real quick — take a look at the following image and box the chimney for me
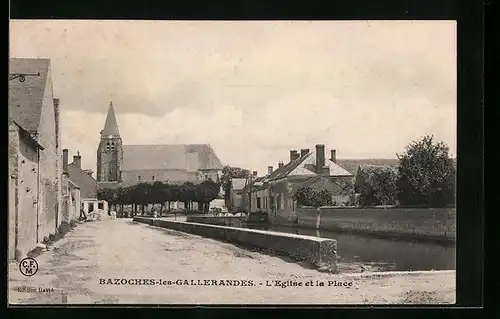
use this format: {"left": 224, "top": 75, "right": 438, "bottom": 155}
{"left": 330, "top": 149, "right": 337, "bottom": 163}
{"left": 62, "top": 149, "right": 68, "bottom": 174}
{"left": 73, "top": 151, "right": 82, "bottom": 170}
{"left": 267, "top": 166, "right": 273, "bottom": 175}
{"left": 253, "top": 171, "right": 258, "bottom": 177}
{"left": 300, "top": 148, "right": 310, "bottom": 157}
{"left": 289, "top": 150, "right": 299, "bottom": 162}
{"left": 315, "top": 144, "right": 325, "bottom": 173}
{"left": 278, "top": 161, "right": 284, "bottom": 168}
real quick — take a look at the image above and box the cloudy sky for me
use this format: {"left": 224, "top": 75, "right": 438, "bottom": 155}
{"left": 10, "top": 20, "right": 456, "bottom": 175}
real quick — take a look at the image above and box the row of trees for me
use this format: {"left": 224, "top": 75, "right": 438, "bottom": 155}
{"left": 97, "top": 180, "right": 221, "bottom": 216}
{"left": 294, "top": 135, "right": 456, "bottom": 208}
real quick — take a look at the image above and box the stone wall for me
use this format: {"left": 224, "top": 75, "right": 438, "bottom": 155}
{"left": 271, "top": 206, "right": 456, "bottom": 241}
{"left": 37, "top": 66, "right": 61, "bottom": 241}
{"left": 134, "top": 217, "right": 338, "bottom": 270}
{"left": 15, "top": 134, "right": 40, "bottom": 258}
{"left": 9, "top": 121, "right": 19, "bottom": 259}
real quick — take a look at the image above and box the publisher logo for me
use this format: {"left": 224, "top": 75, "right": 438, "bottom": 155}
{"left": 19, "top": 257, "right": 38, "bottom": 277}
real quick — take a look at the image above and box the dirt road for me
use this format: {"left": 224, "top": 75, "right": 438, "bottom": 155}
{"left": 8, "top": 219, "right": 455, "bottom": 305}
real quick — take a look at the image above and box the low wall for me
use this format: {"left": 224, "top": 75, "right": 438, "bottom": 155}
{"left": 271, "top": 207, "right": 456, "bottom": 242}
{"left": 186, "top": 215, "right": 246, "bottom": 227}
{"left": 133, "top": 217, "right": 337, "bottom": 270}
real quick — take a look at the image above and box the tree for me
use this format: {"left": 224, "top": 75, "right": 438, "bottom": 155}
{"left": 397, "top": 135, "right": 456, "bottom": 207}
{"left": 220, "top": 165, "right": 251, "bottom": 209}
{"left": 294, "top": 186, "right": 333, "bottom": 208}
{"left": 355, "top": 166, "right": 398, "bottom": 206}
{"left": 196, "top": 180, "right": 221, "bottom": 212}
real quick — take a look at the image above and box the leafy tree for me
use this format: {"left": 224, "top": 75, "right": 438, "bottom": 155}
{"left": 397, "top": 135, "right": 456, "bottom": 207}
{"left": 355, "top": 166, "right": 398, "bottom": 206}
{"left": 294, "top": 186, "right": 333, "bottom": 208}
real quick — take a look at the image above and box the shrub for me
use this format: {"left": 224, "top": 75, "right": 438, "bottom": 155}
{"left": 294, "top": 186, "right": 333, "bottom": 208}
{"left": 355, "top": 166, "right": 398, "bottom": 206}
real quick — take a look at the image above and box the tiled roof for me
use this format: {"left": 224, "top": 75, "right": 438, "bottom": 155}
{"left": 9, "top": 58, "right": 51, "bottom": 133}
{"left": 267, "top": 153, "right": 313, "bottom": 181}
{"left": 267, "top": 151, "right": 353, "bottom": 181}
{"left": 68, "top": 163, "right": 98, "bottom": 198}
{"left": 122, "top": 144, "right": 223, "bottom": 171}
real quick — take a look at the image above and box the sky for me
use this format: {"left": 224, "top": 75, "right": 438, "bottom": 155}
{"left": 10, "top": 20, "right": 456, "bottom": 176}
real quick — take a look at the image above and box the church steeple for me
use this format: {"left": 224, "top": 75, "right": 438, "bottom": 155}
{"left": 97, "top": 101, "right": 123, "bottom": 183}
{"left": 101, "top": 101, "right": 120, "bottom": 137}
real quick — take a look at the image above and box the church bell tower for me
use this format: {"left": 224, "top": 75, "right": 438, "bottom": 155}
{"left": 97, "top": 101, "right": 123, "bottom": 182}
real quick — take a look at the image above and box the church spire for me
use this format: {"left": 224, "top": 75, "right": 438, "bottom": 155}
{"left": 101, "top": 101, "right": 120, "bottom": 136}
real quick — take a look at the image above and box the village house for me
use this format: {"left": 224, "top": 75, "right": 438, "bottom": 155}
{"left": 245, "top": 145, "right": 354, "bottom": 218}
{"left": 64, "top": 149, "right": 107, "bottom": 216}
{"left": 227, "top": 178, "right": 247, "bottom": 211}
{"left": 9, "top": 58, "right": 63, "bottom": 260}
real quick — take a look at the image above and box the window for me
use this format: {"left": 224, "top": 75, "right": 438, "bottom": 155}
{"left": 152, "top": 176, "right": 155, "bottom": 181}
{"left": 256, "top": 198, "right": 261, "bottom": 209}
{"left": 138, "top": 175, "right": 142, "bottom": 181}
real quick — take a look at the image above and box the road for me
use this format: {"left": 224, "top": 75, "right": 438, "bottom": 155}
{"left": 8, "top": 218, "right": 456, "bottom": 305}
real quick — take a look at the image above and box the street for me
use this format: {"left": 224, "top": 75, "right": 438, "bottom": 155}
{"left": 8, "top": 219, "right": 455, "bottom": 304}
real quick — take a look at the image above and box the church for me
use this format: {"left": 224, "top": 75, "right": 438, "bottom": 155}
{"left": 96, "top": 102, "right": 224, "bottom": 190}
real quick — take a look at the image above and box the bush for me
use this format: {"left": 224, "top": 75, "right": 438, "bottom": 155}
{"left": 294, "top": 186, "right": 333, "bottom": 207}
{"left": 355, "top": 166, "right": 398, "bottom": 206}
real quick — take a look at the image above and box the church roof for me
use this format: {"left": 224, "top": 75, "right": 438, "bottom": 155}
{"left": 9, "top": 58, "right": 51, "bottom": 133}
{"left": 122, "top": 144, "right": 224, "bottom": 171}
{"left": 100, "top": 101, "right": 120, "bottom": 136}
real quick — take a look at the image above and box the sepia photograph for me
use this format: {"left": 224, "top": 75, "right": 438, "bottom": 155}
{"left": 8, "top": 20, "right": 456, "bottom": 305}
